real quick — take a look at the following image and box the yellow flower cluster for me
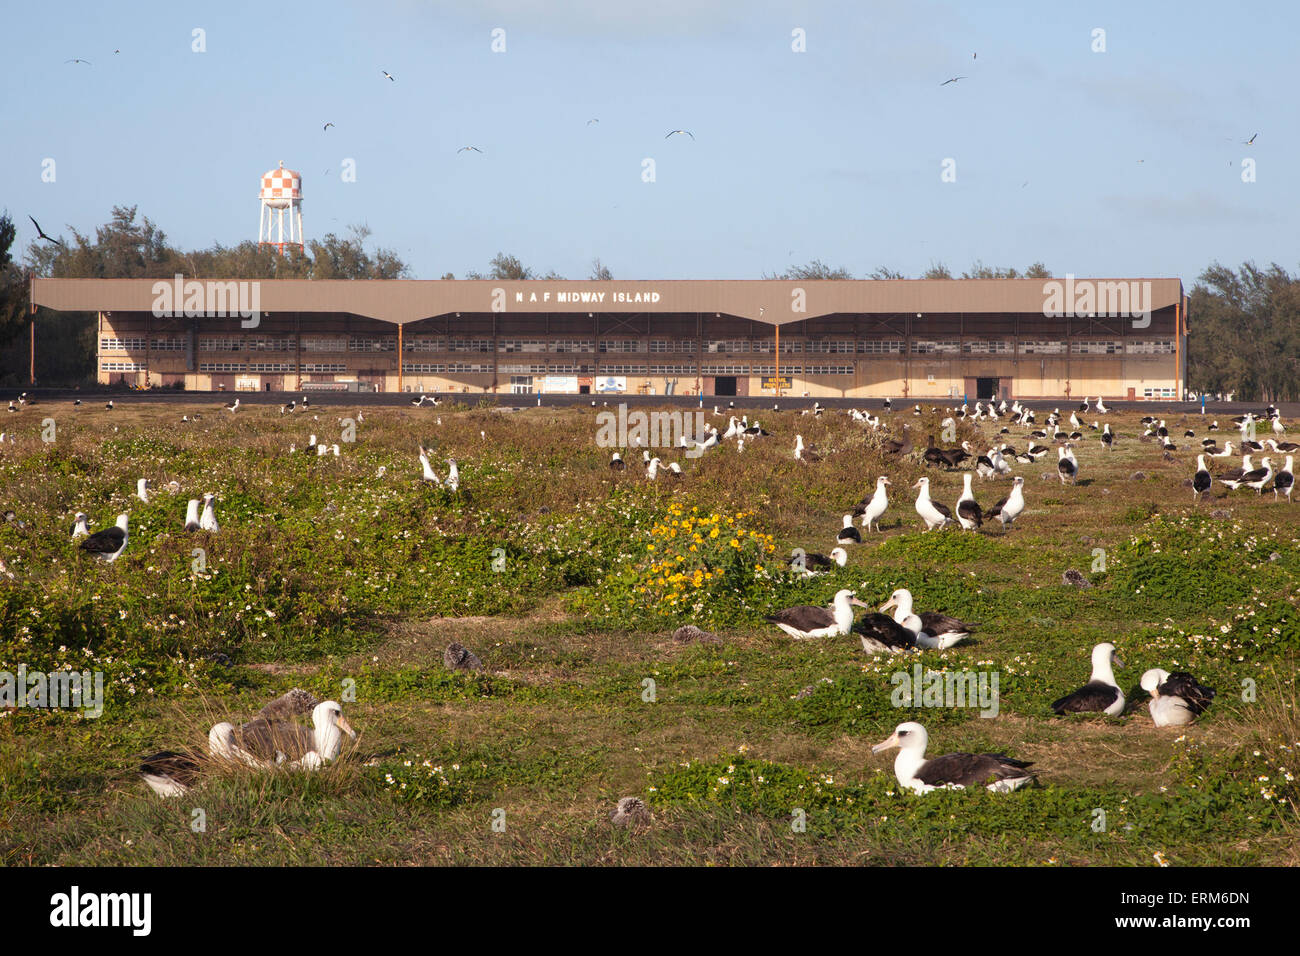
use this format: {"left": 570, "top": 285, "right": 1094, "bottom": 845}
{"left": 638, "top": 505, "right": 777, "bottom": 608}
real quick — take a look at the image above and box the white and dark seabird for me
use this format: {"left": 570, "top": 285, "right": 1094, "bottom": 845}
{"left": 199, "top": 493, "right": 219, "bottom": 533}
{"left": 872, "top": 722, "right": 1036, "bottom": 794}
{"left": 1057, "top": 445, "right": 1078, "bottom": 484}
{"left": 1140, "top": 669, "right": 1216, "bottom": 727}
{"left": 184, "top": 499, "right": 202, "bottom": 532}
{"left": 1192, "top": 455, "right": 1212, "bottom": 501}
{"left": 136, "top": 478, "right": 150, "bottom": 503}
{"left": 854, "top": 476, "right": 890, "bottom": 532}
{"left": 609, "top": 452, "right": 626, "bottom": 471}
{"left": 879, "top": 588, "right": 975, "bottom": 649}
{"left": 836, "top": 514, "right": 862, "bottom": 544}
{"left": 912, "top": 476, "right": 953, "bottom": 531}
{"left": 237, "top": 698, "right": 356, "bottom": 768}
{"left": 1050, "top": 642, "right": 1125, "bottom": 716}
{"left": 792, "top": 546, "right": 848, "bottom": 576}
{"left": 855, "top": 610, "right": 921, "bottom": 654}
{"left": 955, "top": 473, "right": 982, "bottom": 530}
{"left": 419, "top": 445, "right": 441, "bottom": 484}
{"left": 79, "top": 513, "right": 129, "bottom": 563}
{"left": 987, "top": 475, "right": 1025, "bottom": 529}
{"left": 1275, "top": 455, "right": 1294, "bottom": 501}
{"left": 140, "top": 722, "right": 256, "bottom": 797}
{"left": 766, "top": 588, "right": 867, "bottom": 639}
{"left": 71, "top": 512, "right": 90, "bottom": 540}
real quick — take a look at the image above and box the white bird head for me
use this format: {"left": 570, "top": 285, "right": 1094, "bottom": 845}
{"left": 872, "top": 720, "right": 928, "bottom": 755}
{"left": 879, "top": 588, "right": 914, "bottom": 616}
{"left": 1093, "top": 641, "right": 1123, "bottom": 672}
{"left": 311, "top": 700, "right": 357, "bottom": 761}
{"left": 1140, "top": 668, "right": 1171, "bottom": 696}
{"left": 833, "top": 588, "right": 869, "bottom": 610}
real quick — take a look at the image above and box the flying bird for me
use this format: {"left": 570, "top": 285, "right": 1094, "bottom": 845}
{"left": 664, "top": 129, "right": 695, "bottom": 139}
{"left": 1244, "top": 132, "right": 1257, "bottom": 145}
{"left": 457, "top": 146, "right": 483, "bottom": 153}
{"left": 65, "top": 58, "right": 92, "bottom": 65}
{"left": 28, "top": 216, "right": 64, "bottom": 246}
{"left": 940, "top": 76, "right": 965, "bottom": 86}
{"left": 323, "top": 122, "right": 335, "bottom": 131}
{"left": 587, "top": 118, "right": 599, "bottom": 125}
{"left": 382, "top": 70, "right": 395, "bottom": 81}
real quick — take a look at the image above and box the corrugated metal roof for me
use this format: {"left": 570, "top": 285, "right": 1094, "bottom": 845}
{"left": 32, "top": 276, "right": 1183, "bottom": 326}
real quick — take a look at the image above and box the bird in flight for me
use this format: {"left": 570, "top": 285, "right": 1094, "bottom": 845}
{"left": 587, "top": 118, "right": 599, "bottom": 125}
{"left": 457, "top": 146, "right": 483, "bottom": 153}
{"left": 940, "top": 76, "right": 965, "bottom": 86}
{"left": 1243, "top": 132, "right": 1257, "bottom": 145}
{"left": 323, "top": 122, "right": 335, "bottom": 131}
{"left": 382, "top": 70, "right": 395, "bottom": 81}
{"left": 65, "top": 58, "right": 92, "bottom": 65}
{"left": 28, "top": 216, "right": 64, "bottom": 246}
{"left": 665, "top": 129, "right": 695, "bottom": 139}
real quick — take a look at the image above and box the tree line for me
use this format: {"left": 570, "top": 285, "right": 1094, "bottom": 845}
{"left": 1, "top": 207, "right": 1296, "bottom": 400}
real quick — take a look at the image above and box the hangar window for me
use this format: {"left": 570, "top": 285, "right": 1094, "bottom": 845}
{"left": 100, "top": 337, "right": 146, "bottom": 351}
{"left": 199, "top": 362, "right": 246, "bottom": 372}
{"left": 1019, "top": 340, "right": 1066, "bottom": 354}
{"left": 911, "top": 339, "right": 959, "bottom": 354}
{"left": 858, "top": 340, "right": 904, "bottom": 354}
{"left": 302, "top": 337, "right": 348, "bottom": 352}
{"left": 962, "top": 340, "right": 1013, "bottom": 354}
{"left": 1072, "top": 340, "right": 1123, "bottom": 354}
{"left": 1127, "top": 340, "right": 1174, "bottom": 354}
{"left": 405, "top": 337, "right": 445, "bottom": 352}
{"left": 601, "top": 340, "right": 645, "bottom": 353}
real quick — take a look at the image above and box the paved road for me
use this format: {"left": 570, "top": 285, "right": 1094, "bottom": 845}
{"left": 3, "top": 387, "right": 1296, "bottom": 418}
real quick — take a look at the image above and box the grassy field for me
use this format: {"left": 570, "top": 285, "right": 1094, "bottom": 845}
{"left": 0, "top": 398, "right": 1296, "bottom": 866}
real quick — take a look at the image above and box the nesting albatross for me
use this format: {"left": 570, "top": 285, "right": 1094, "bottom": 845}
{"left": 1051, "top": 642, "right": 1125, "bottom": 716}
{"left": 1140, "top": 669, "right": 1216, "bottom": 726}
{"left": 872, "top": 721, "right": 1037, "bottom": 794}
{"left": 767, "top": 589, "right": 867, "bottom": 639}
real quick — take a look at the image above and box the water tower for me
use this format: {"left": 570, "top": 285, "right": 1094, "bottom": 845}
{"left": 257, "top": 161, "right": 304, "bottom": 253}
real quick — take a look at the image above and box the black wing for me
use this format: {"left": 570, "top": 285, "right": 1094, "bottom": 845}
{"left": 957, "top": 500, "right": 982, "bottom": 526}
{"left": 855, "top": 613, "right": 916, "bottom": 650}
{"left": 919, "top": 611, "right": 976, "bottom": 636}
{"left": 237, "top": 716, "right": 314, "bottom": 762}
{"left": 930, "top": 502, "right": 953, "bottom": 519}
{"left": 1159, "top": 673, "right": 1216, "bottom": 715}
{"left": 139, "top": 750, "right": 201, "bottom": 788}
{"left": 915, "top": 752, "right": 1034, "bottom": 788}
{"left": 1051, "top": 681, "right": 1119, "bottom": 714}
{"left": 79, "top": 526, "right": 124, "bottom": 554}
{"left": 766, "top": 605, "right": 834, "bottom": 631}
{"left": 988, "top": 495, "right": 1009, "bottom": 518}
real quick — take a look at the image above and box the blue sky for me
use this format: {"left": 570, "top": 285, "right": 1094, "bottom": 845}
{"left": 3, "top": 0, "right": 1294, "bottom": 283}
